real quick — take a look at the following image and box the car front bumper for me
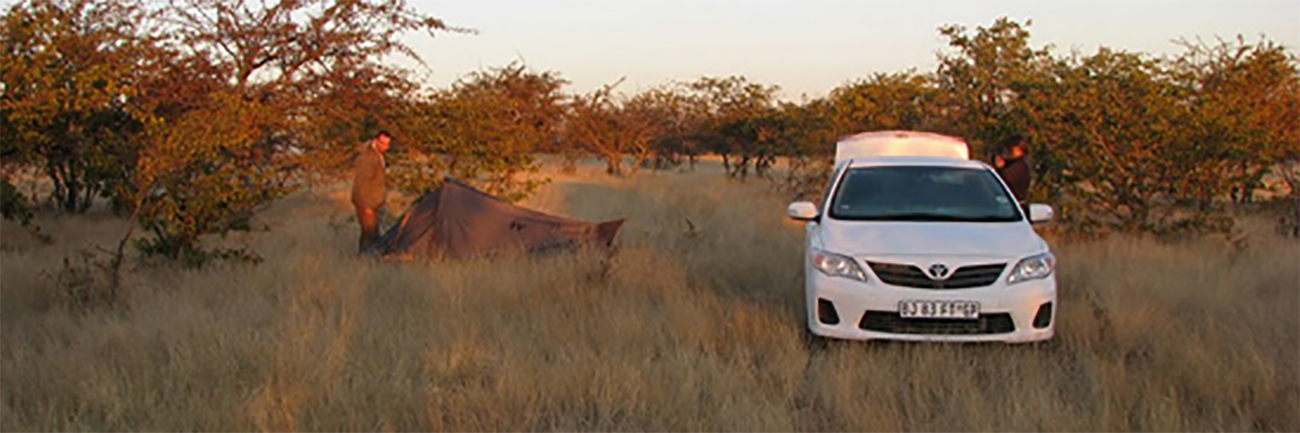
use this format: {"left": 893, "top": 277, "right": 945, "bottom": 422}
{"left": 805, "top": 270, "right": 1056, "bottom": 343}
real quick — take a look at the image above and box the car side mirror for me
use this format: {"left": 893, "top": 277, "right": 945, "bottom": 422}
{"left": 1028, "top": 204, "right": 1054, "bottom": 224}
{"left": 787, "top": 201, "right": 820, "bottom": 221}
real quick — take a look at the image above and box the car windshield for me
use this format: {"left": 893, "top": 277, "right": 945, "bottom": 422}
{"left": 828, "top": 166, "right": 1022, "bottom": 222}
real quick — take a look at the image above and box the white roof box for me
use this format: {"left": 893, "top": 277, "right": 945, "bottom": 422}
{"left": 834, "top": 130, "right": 969, "bottom": 165}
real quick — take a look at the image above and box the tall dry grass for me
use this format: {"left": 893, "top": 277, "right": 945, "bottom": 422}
{"left": 1, "top": 164, "right": 1297, "bottom": 431}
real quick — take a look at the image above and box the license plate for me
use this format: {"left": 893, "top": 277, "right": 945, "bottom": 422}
{"left": 898, "top": 300, "right": 980, "bottom": 319}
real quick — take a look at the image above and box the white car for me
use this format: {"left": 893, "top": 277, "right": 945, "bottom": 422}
{"left": 787, "top": 131, "right": 1057, "bottom": 343}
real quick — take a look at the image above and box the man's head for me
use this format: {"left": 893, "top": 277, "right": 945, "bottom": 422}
{"left": 373, "top": 129, "right": 392, "bottom": 153}
{"left": 1002, "top": 133, "right": 1027, "bottom": 159}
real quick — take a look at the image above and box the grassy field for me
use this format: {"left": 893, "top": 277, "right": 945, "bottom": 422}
{"left": 2, "top": 163, "right": 1297, "bottom": 431}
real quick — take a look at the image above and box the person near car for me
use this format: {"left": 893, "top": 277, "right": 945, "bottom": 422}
{"left": 993, "top": 134, "right": 1031, "bottom": 203}
{"left": 352, "top": 129, "right": 391, "bottom": 253}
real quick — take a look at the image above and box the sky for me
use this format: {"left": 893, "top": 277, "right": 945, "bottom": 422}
{"left": 402, "top": 0, "right": 1300, "bottom": 100}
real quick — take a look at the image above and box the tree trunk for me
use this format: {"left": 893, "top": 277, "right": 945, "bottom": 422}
{"left": 79, "top": 185, "right": 96, "bottom": 213}
{"left": 735, "top": 154, "right": 752, "bottom": 179}
{"left": 604, "top": 153, "right": 622, "bottom": 176}
{"left": 630, "top": 152, "right": 647, "bottom": 177}
{"left": 560, "top": 151, "right": 580, "bottom": 174}
{"left": 756, "top": 153, "right": 774, "bottom": 179}
{"left": 46, "top": 164, "right": 65, "bottom": 211}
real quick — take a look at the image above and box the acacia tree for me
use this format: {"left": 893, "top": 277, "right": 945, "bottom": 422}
{"left": 114, "top": 0, "right": 463, "bottom": 262}
{"left": 771, "top": 72, "right": 947, "bottom": 199}
{"left": 393, "top": 64, "right": 565, "bottom": 201}
{"left": 130, "top": 92, "right": 291, "bottom": 265}
{"left": 682, "top": 76, "right": 781, "bottom": 178}
{"left": 634, "top": 84, "right": 705, "bottom": 171}
{"left": 826, "top": 71, "right": 946, "bottom": 135}
{"left": 935, "top": 18, "right": 1054, "bottom": 159}
{"left": 1, "top": 0, "right": 154, "bottom": 213}
{"left": 0, "top": 0, "right": 465, "bottom": 263}
{"left": 151, "top": 0, "right": 464, "bottom": 170}
{"left": 1171, "top": 37, "right": 1300, "bottom": 204}
{"left": 1027, "top": 48, "right": 1242, "bottom": 236}
{"left": 774, "top": 17, "right": 1298, "bottom": 237}
{"left": 766, "top": 99, "right": 829, "bottom": 199}
{"left": 564, "top": 79, "right": 660, "bottom": 177}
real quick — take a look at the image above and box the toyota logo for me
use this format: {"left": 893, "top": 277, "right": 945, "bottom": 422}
{"left": 928, "top": 264, "right": 950, "bottom": 280}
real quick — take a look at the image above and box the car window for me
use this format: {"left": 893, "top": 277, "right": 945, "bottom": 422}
{"left": 819, "top": 164, "right": 844, "bottom": 209}
{"left": 829, "top": 166, "right": 1022, "bottom": 222}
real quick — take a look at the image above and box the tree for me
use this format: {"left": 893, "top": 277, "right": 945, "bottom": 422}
{"left": 564, "top": 79, "right": 660, "bottom": 177}
{"left": 116, "top": 0, "right": 462, "bottom": 263}
{"left": 768, "top": 99, "right": 836, "bottom": 200}
{"left": 2, "top": 0, "right": 464, "bottom": 263}
{"left": 683, "top": 76, "right": 781, "bottom": 178}
{"left": 1, "top": 0, "right": 154, "bottom": 213}
{"left": 771, "top": 72, "right": 946, "bottom": 200}
{"left": 1171, "top": 36, "right": 1300, "bottom": 204}
{"left": 935, "top": 18, "right": 1054, "bottom": 159}
{"left": 635, "top": 84, "right": 706, "bottom": 171}
{"left": 825, "top": 71, "right": 946, "bottom": 136}
{"left": 131, "top": 91, "right": 291, "bottom": 266}
{"left": 393, "top": 63, "right": 565, "bottom": 201}
{"left": 1033, "top": 48, "right": 1238, "bottom": 236}
{"left": 151, "top": 0, "right": 465, "bottom": 172}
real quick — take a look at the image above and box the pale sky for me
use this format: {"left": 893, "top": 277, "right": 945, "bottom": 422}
{"left": 3, "top": 0, "right": 1293, "bottom": 100}
{"left": 403, "top": 0, "right": 1300, "bottom": 100}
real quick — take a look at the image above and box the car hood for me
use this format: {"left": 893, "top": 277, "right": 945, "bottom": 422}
{"left": 818, "top": 221, "right": 1047, "bottom": 258}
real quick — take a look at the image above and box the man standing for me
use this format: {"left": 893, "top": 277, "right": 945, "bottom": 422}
{"left": 353, "top": 130, "right": 391, "bottom": 253}
{"left": 993, "top": 134, "right": 1031, "bottom": 203}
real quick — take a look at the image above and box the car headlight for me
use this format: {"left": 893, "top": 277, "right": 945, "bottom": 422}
{"left": 811, "top": 249, "right": 868, "bottom": 282}
{"left": 1007, "top": 252, "right": 1055, "bottom": 285}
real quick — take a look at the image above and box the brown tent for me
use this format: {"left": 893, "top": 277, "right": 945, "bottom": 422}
{"left": 371, "top": 177, "right": 624, "bottom": 259}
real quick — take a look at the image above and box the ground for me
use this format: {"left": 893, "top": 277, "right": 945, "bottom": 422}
{"left": 1, "top": 161, "right": 1297, "bottom": 431}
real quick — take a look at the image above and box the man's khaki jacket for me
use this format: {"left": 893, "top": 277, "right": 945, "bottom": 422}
{"left": 351, "top": 143, "right": 385, "bottom": 209}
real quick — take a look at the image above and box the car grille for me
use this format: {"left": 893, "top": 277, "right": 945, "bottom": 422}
{"left": 858, "top": 311, "right": 1016, "bottom": 335}
{"left": 867, "top": 262, "right": 1006, "bottom": 289}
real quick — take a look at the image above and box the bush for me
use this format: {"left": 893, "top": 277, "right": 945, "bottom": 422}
{"left": 131, "top": 92, "right": 289, "bottom": 267}
{"left": 393, "top": 64, "right": 563, "bottom": 201}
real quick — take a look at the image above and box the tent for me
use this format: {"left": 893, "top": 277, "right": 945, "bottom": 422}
{"left": 371, "top": 177, "right": 624, "bottom": 259}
